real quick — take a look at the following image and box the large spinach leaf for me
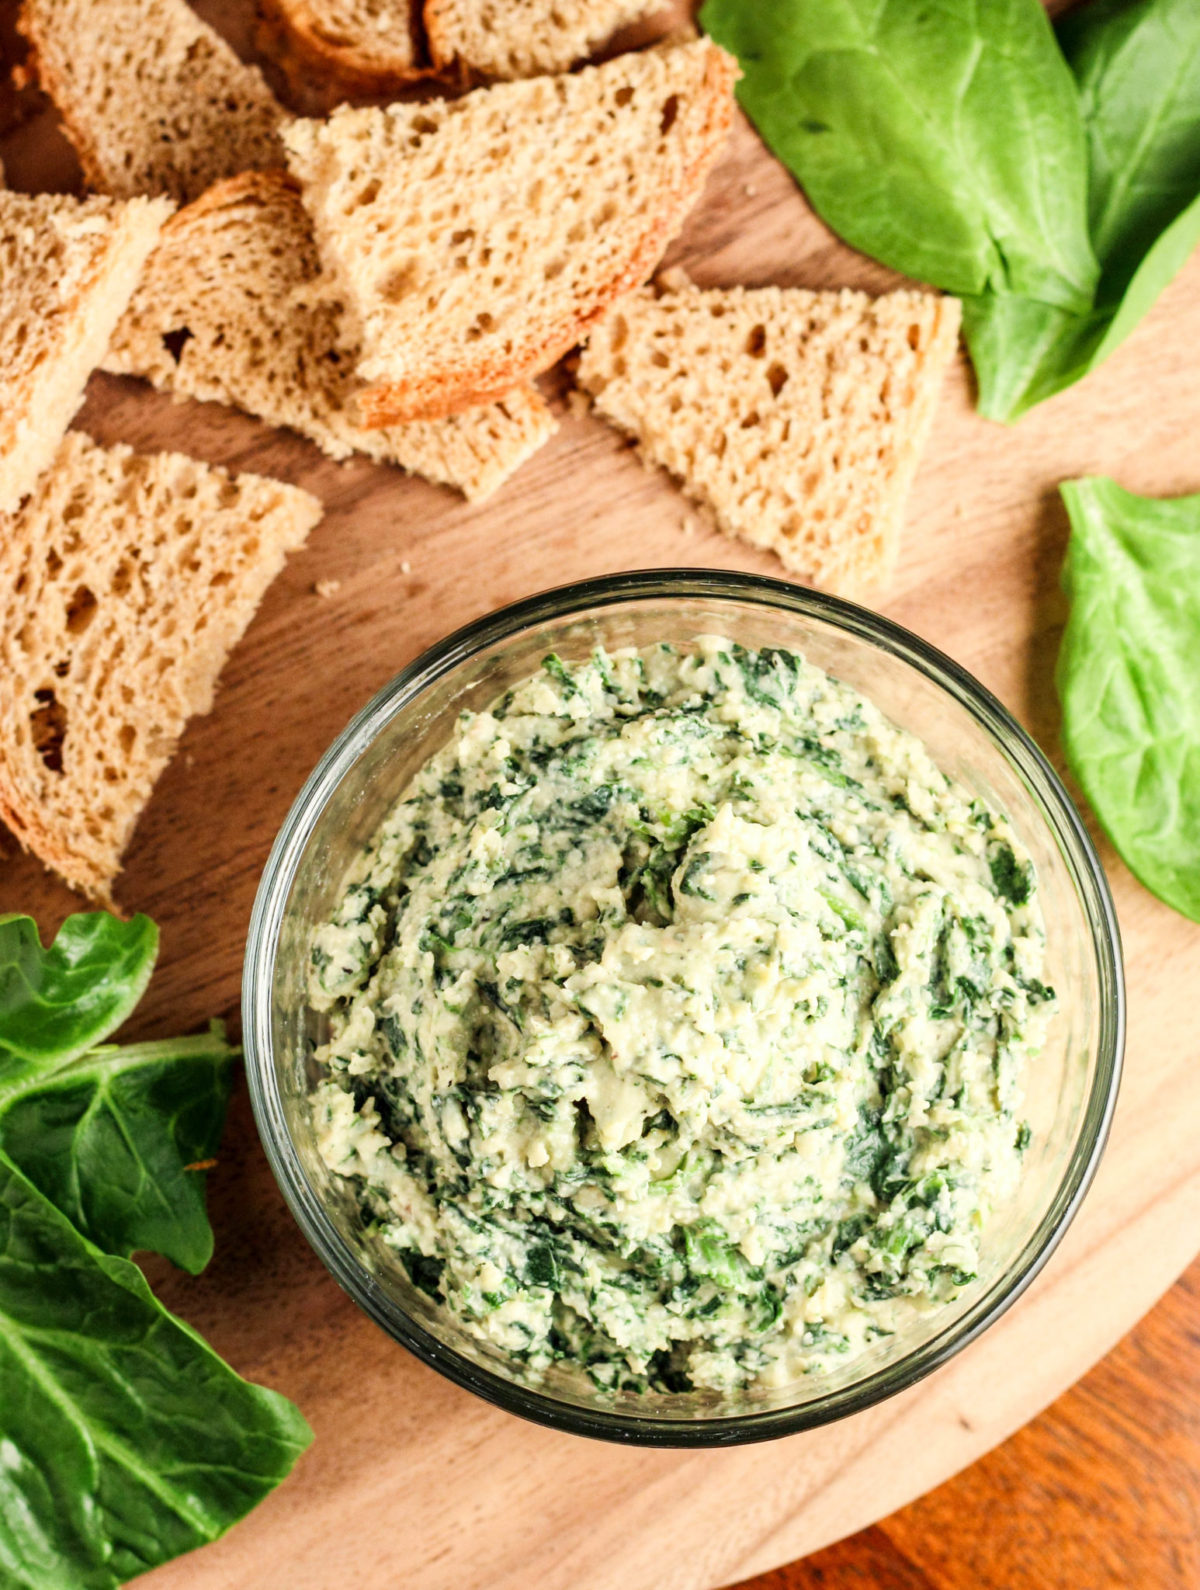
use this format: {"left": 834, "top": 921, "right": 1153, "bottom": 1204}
{"left": 700, "top": 0, "right": 1098, "bottom": 309}
{"left": 0, "top": 915, "right": 312, "bottom": 1587}
{"left": 0, "top": 914, "right": 233, "bottom": 1272}
{"left": 1057, "top": 477, "right": 1200, "bottom": 921}
{"left": 0, "top": 1153, "right": 311, "bottom": 1590}
{"left": 966, "top": 0, "right": 1200, "bottom": 420}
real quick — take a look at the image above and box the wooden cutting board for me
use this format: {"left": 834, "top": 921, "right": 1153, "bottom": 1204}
{"left": 3, "top": 7, "right": 1200, "bottom": 1585}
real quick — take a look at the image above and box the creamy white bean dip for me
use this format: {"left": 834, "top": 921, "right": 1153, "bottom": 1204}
{"left": 309, "top": 638, "right": 1054, "bottom": 1393}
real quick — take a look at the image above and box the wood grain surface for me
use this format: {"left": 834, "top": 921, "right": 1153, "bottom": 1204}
{"left": 3, "top": 4, "right": 1200, "bottom": 1587}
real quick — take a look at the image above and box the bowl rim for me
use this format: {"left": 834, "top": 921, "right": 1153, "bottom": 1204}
{"left": 243, "top": 568, "right": 1125, "bottom": 1448}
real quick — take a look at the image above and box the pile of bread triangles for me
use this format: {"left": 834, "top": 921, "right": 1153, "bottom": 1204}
{"left": 0, "top": 0, "right": 960, "bottom": 900}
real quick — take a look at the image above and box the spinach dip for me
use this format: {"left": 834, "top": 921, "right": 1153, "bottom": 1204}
{"left": 309, "top": 639, "right": 1055, "bottom": 1395}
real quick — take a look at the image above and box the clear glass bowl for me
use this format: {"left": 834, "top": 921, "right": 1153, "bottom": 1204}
{"left": 244, "top": 570, "right": 1124, "bottom": 1447}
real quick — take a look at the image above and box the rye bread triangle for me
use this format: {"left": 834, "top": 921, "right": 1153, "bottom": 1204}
{"left": 105, "top": 171, "right": 556, "bottom": 501}
{"left": 0, "top": 432, "right": 322, "bottom": 900}
{"left": 18, "top": 0, "right": 289, "bottom": 201}
{"left": 263, "top": 0, "right": 666, "bottom": 102}
{"left": 282, "top": 39, "right": 737, "bottom": 425}
{"left": 576, "top": 279, "right": 962, "bottom": 599}
{"left": 258, "top": 0, "right": 425, "bottom": 103}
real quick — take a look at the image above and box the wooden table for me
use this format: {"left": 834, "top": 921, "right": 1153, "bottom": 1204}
{"left": 3, "top": 3, "right": 1200, "bottom": 1586}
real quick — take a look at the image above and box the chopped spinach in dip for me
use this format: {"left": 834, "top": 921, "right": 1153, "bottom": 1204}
{"left": 309, "top": 639, "right": 1055, "bottom": 1394}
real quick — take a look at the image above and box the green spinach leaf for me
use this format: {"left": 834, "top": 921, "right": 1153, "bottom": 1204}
{"left": 700, "top": 0, "right": 1098, "bottom": 309}
{"left": 0, "top": 1031, "right": 235, "bottom": 1274}
{"left": 0, "top": 915, "right": 313, "bottom": 1587}
{"left": 1057, "top": 477, "right": 1200, "bottom": 921}
{"left": 0, "top": 915, "right": 234, "bottom": 1272}
{"left": 0, "top": 913, "right": 157, "bottom": 1084}
{"left": 1064, "top": 0, "right": 1200, "bottom": 295}
{"left": 0, "top": 1153, "right": 311, "bottom": 1590}
{"left": 965, "top": 0, "right": 1200, "bottom": 419}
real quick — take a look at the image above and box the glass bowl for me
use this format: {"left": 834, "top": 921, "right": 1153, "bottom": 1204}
{"left": 243, "top": 569, "right": 1124, "bottom": 1447}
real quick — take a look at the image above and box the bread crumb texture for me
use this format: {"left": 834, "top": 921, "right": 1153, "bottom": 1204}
{"left": 576, "top": 282, "right": 962, "bottom": 598}
{"left": 0, "top": 432, "right": 321, "bottom": 899}
{"left": 19, "top": 0, "right": 290, "bottom": 200}
{"left": 426, "top": 0, "right": 664, "bottom": 78}
{"left": 282, "top": 39, "right": 737, "bottom": 423}
{"left": 106, "top": 172, "right": 555, "bottom": 500}
{"left": 0, "top": 188, "right": 171, "bottom": 514}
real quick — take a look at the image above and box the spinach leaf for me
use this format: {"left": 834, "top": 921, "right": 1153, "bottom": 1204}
{"left": 0, "top": 1031, "right": 235, "bottom": 1274}
{"left": 0, "top": 913, "right": 157, "bottom": 1084}
{"left": 1057, "top": 477, "right": 1200, "bottom": 921}
{"left": 1064, "top": 0, "right": 1200, "bottom": 297}
{"left": 0, "top": 1153, "right": 311, "bottom": 1590}
{"left": 700, "top": 0, "right": 1098, "bottom": 310}
{"left": 965, "top": 0, "right": 1200, "bottom": 420}
{"left": 0, "top": 916, "right": 234, "bottom": 1272}
{"left": 0, "top": 915, "right": 312, "bottom": 1587}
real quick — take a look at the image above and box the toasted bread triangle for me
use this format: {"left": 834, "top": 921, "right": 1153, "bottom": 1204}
{"left": 19, "top": 0, "right": 289, "bottom": 201}
{"left": 576, "top": 281, "right": 962, "bottom": 598}
{"left": 0, "top": 433, "right": 322, "bottom": 899}
{"left": 262, "top": 0, "right": 666, "bottom": 105}
{"left": 259, "top": 0, "right": 425, "bottom": 103}
{"left": 105, "top": 171, "right": 557, "bottom": 501}
{"left": 283, "top": 40, "right": 736, "bottom": 424}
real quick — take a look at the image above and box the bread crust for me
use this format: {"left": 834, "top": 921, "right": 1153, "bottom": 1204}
{"left": 152, "top": 165, "right": 301, "bottom": 242}
{"left": 257, "top": 0, "right": 431, "bottom": 102}
{"left": 357, "top": 43, "right": 736, "bottom": 426}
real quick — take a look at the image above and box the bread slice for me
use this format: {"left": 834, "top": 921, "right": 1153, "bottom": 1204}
{"left": 258, "top": 0, "right": 425, "bottom": 102}
{"left": 18, "top": 0, "right": 290, "bottom": 201}
{"left": 575, "top": 280, "right": 962, "bottom": 598}
{"left": 0, "top": 432, "right": 322, "bottom": 899}
{"left": 0, "top": 189, "right": 172, "bottom": 515}
{"left": 104, "top": 171, "right": 555, "bottom": 501}
{"left": 426, "top": 0, "right": 664, "bottom": 79}
{"left": 282, "top": 39, "right": 736, "bottom": 425}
